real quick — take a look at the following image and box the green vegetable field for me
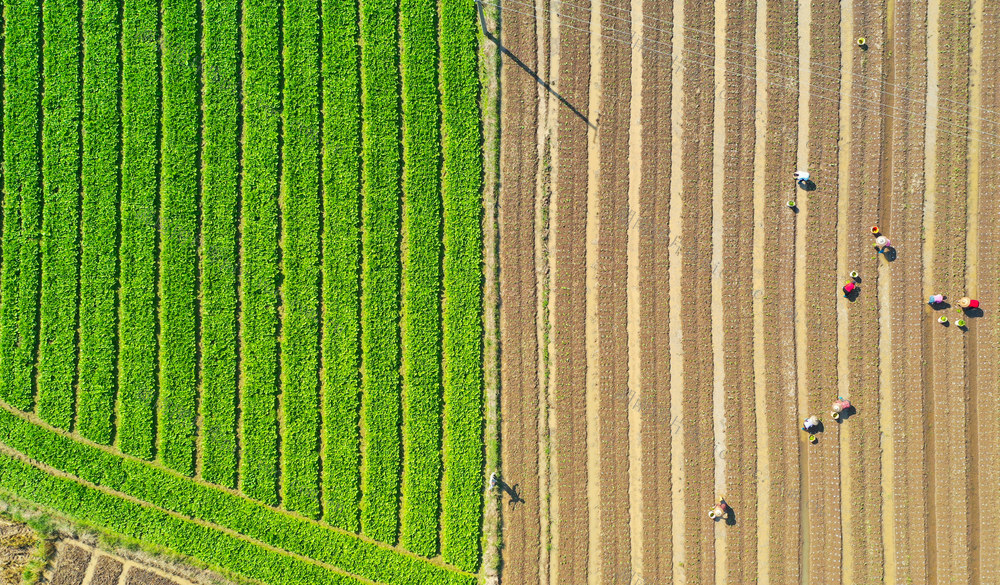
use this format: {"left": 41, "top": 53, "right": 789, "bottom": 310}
{"left": 0, "top": 0, "right": 485, "bottom": 581}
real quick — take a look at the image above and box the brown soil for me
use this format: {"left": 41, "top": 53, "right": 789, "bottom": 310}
{"left": 0, "top": 520, "right": 37, "bottom": 585}
{"left": 636, "top": 0, "right": 673, "bottom": 580}
{"left": 677, "top": 0, "right": 717, "bottom": 582}
{"left": 549, "top": 0, "right": 592, "bottom": 581}
{"left": 887, "top": 0, "right": 930, "bottom": 580}
{"left": 760, "top": 0, "right": 801, "bottom": 581}
{"left": 929, "top": 0, "right": 972, "bottom": 581}
{"left": 720, "top": 0, "right": 758, "bottom": 582}
{"left": 49, "top": 544, "right": 92, "bottom": 585}
{"left": 90, "top": 556, "right": 124, "bottom": 585}
{"left": 594, "top": 0, "right": 632, "bottom": 582}
{"left": 974, "top": 1, "right": 1000, "bottom": 581}
{"left": 498, "top": 0, "right": 543, "bottom": 583}
{"left": 803, "top": 0, "right": 842, "bottom": 581}
{"left": 123, "top": 567, "right": 179, "bottom": 585}
{"left": 843, "top": 0, "right": 887, "bottom": 581}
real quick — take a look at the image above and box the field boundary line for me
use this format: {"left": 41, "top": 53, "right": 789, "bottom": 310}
{"left": 626, "top": 0, "right": 644, "bottom": 580}
{"left": 585, "top": 0, "right": 602, "bottom": 580}
{"left": 667, "top": 0, "right": 686, "bottom": 579}
{"left": 922, "top": 0, "right": 939, "bottom": 578}
{"left": 794, "top": 0, "right": 810, "bottom": 580}
{"left": 751, "top": 0, "right": 770, "bottom": 581}
{"left": 710, "top": 0, "right": 727, "bottom": 581}
{"left": 835, "top": 0, "right": 852, "bottom": 580}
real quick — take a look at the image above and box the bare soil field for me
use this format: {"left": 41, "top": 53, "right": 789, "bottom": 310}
{"left": 490, "top": 0, "right": 998, "bottom": 582}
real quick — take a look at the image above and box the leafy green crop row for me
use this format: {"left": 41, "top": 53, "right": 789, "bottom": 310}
{"left": 399, "top": 0, "right": 443, "bottom": 558}
{"left": 280, "top": 0, "right": 323, "bottom": 519}
{"left": 0, "top": 453, "right": 367, "bottom": 585}
{"left": 36, "top": 0, "right": 82, "bottom": 430}
{"left": 159, "top": 0, "right": 201, "bottom": 476}
{"left": 0, "top": 0, "right": 43, "bottom": 413}
{"left": 0, "top": 407, "right": 477, "bottom": 585}
{"left": 439, "top": 0, "right": 484, "bottom": 572}
{"left": 117, "top": 0, "right": 161, "bottom": 460}
{"left": 76, "top": 0, "right": 122, "bottom": 445}
{"left": 240, "top": 0, "right": 282, "bottom": 506}
{"left": 199, "top": 0, "right": 241, "bottom": 488}
{"left": 359, "top": 0, "right": 402, "bottom": 544}
{"left": 321, "top": 0, "right": 363, "bottom": 533}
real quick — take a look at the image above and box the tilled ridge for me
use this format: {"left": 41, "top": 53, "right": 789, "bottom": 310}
{"left": 499, "top": 0, "right": 543, "bottom": 582}
{"left": 595, "top": 0, "right": 632, "bottom": 581}
{"left": 549, "top": 0, "right": 592, "bottom": 580}
{"left": 974, "top": 0, "right": 1000, "bottom": 579}
{"left": 720, "top": 0, "right": 758, "bottom": 581}
{"left": 929, "top": 0, "right": 972, "bottom": 580}
{"left": 760, "top": 0, "right": 801, "bottom": 581}
{"left": 803, "top": 0, "right": 842, "bottom": 581}
{"left": 637, "top": 0, "right": 674, "bottom": 580}
{"left": 678, "top": 0, "right": 716, "bottom": 581}
{"left": 888, "top": 0, "right": 930, "bottom": 579}
{"left": 843, "top": 0, "right": 886, "bottom": 580}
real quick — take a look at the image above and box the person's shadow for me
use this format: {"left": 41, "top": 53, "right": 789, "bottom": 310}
{"left": 496, "top": 478, "right": 525, "bottom": 510}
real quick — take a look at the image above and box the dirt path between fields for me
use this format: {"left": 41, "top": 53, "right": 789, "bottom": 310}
{"left": 636, "top": 0, "right": 674, "bottom": 580}
{"left": 625, "top": 0, "right": 644, "bottom": 581}
{"left": 835, "top": 2, "right": 853, "bottom": 581}
{"left": 885, "top": 0, "right": 929, "bottom": 581}
{"left": 498, "top": 0, "right": 543, "bottom": 582}
{"left": 966, "top": 0, "right": 983, "bottom": 580}
{"left": 751, "top": 2, "right": 770, "bottom": 582}
{"left": 668, "top": 0, "right": 686, "bottom": 580}
{"left": 548, "top": 0, "right": 592, "bottom": 580}
{"left": 973, "top": 1, "right": 1000, "bottom": 579}
{"left": 710, "top": 0, "right": 727, "bottom": 577}
{"left": 795, "top": 0, "right": 811, "bottom": 577}
{"left": 760, "top": 0, "right": 801, "bottom": 580}
{"left": 927, "top": 0, "right": 972, "bottom": 580}
{"left": 719, "top": 0, "right": 757, "bottom": 581}
{"left": 591, "top": 0, "right": 632, "bottom": 580}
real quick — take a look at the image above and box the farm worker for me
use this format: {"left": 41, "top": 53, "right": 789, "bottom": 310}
{"left": 928, "top": 294, "right": 945, "bottom": 305}
{"left": 875, "top": 235, "right": 891, "bottom": 249}
{"left": 957, "top": 297, "right": 980, "bottom": 309}
{"left": 489, "top": 472, "right": 498, "bottom": 491}
{"left": 794, "top": 171, "right": 810, "bottom": 187}
{"left": 802, "top": 415, "right": 821, "bottom": 432}
{"left": 843, "top": 281, "right": 857, "bottom": 297}
{"left": 831, "top": 397, "right": 851, "bottom": 419}
{"left": 708, "top": 497, "right": 730, "bottom": 520}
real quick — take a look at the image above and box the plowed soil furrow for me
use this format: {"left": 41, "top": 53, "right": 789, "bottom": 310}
{"left": 803, "top": 0, "right": 842, "bottom": 581}
{"left": 636, "top": 0, "right": 673, "bottom": 580}
{"left": 888, "top": 0, "right": 929, "bottom": 580}
{"left": 720, "top": 0, "right": 757, "bottom": 581}
{"left": 678, "top": 0, "right": 716, "bottom": 582}
{"left": 760, "top": 0, "right": 800, "bottom": 581}
{"left": 974, "top": 1, "right": 1000, "bottom": 580}
{"left": 549, "top": 0, "right": 591, "bottom": 580}
{"left": 499, "top": 0, "right": 542, "bottom": 582}
{"left": 843, "top": 0, "right": 886, "bottom": 581}
{"left": 595, "top": 0, "right": 631, "bottom": 581}
{"left": 929, "top": 0, "right": 971, "bottom": 581}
